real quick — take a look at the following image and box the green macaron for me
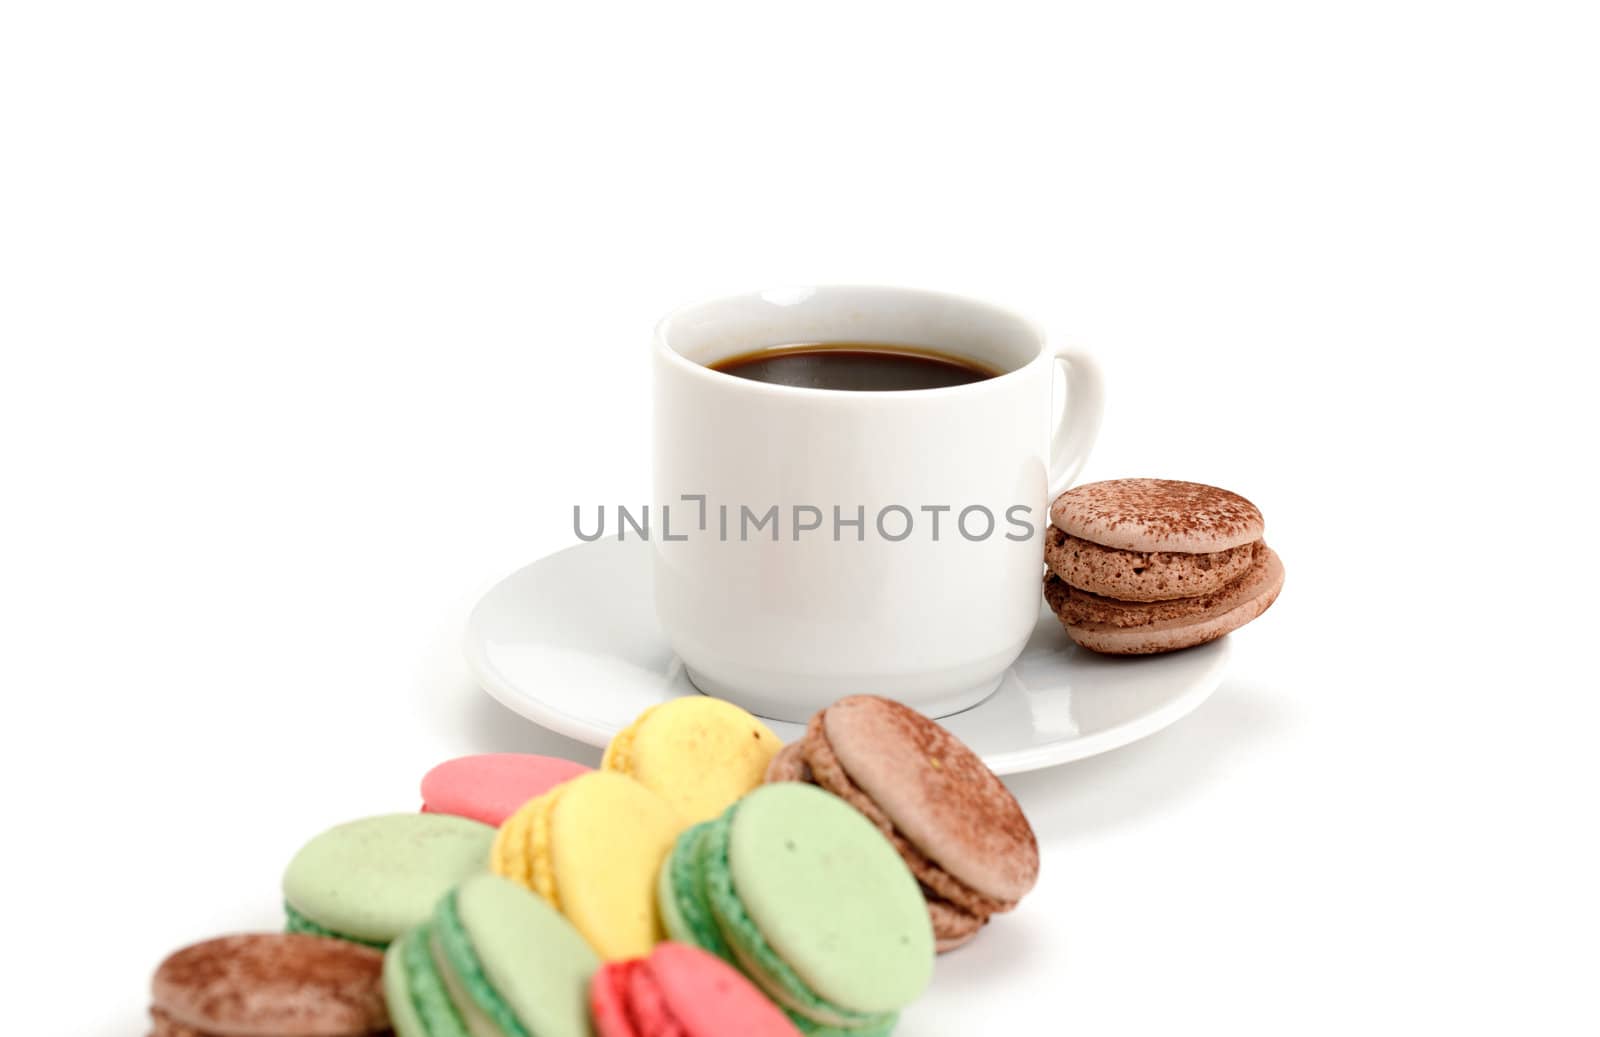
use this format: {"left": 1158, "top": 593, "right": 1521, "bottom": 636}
{"left": 385, "top": 927, "right": 465, "bottom": 1037}
{"left": 383, "top": 873, "right": 598, "bottom": 1037}
{"left": 283, "top": 813, "right": 495, "bottom": 947}
{"left": 657, "top": 821, "right": 730, "bottom": 959}
{"left": 668, "top": 783, "right": 934, "bottom": 1033}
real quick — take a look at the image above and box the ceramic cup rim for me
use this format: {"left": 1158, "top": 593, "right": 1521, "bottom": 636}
{"left": 653, "top": 283, "right": 1052, "bottom": 402}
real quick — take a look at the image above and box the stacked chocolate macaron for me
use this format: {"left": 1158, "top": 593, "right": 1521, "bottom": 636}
{"left": 765, "top": 695, "right": 1039, "bottom": 951}
{"left": 1043, "top": 478, "right": 1284, "bottom": 654}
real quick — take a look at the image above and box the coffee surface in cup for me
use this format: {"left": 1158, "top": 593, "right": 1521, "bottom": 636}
{"left": 709, "top": 343, "right": 999, "bottom": 391}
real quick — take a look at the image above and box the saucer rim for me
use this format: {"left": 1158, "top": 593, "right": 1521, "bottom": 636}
{"left": 464, "top": 543, "right": 1231, "bottom": 775}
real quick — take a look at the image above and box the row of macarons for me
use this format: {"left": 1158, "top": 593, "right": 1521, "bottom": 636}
{"left": 152, "top": 908, "right": 799, "bottom": 1037}
{"left": 149, "top": 694, "right": 1040, "bottom": 1036}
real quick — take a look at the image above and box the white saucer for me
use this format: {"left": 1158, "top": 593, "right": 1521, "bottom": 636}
{"left": 465, "top": 538, "right": 1230, "bottom": 774}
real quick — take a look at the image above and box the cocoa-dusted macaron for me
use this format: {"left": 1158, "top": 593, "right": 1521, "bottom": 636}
{"left": 149, "top": 933, "right": 388, "bottom": 1037}
{"left": 1044, "top": 478, "right": 1284, "bottom": 654}
{"left": 763, "top": 695, "right": 1039, "bottom": 952}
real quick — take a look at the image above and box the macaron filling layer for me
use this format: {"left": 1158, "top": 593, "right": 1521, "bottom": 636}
{"left": 1044, "top": 525, "right": 1257, "bottom": 601}
{"left": 700, "top": 812, "right": 895, "bottom": 1032}
{"left": 658, "top": 823, "right": 730, "bottom": 958}
{"left": 925, "top": 896, "right": 985, "bottom": 951}
{"left": 1051, "top": 547, "right": 1285, "bottom": 655}
{"left": 398, "top": 926, "right": 470, "bottom": 1037}
{"left": 452, "top": 875, "right": 600, "bottom": 1037}
{"left": 284, "top": 901, "right": 386, "bottom": 949}
{"left": 434, "top": 891, "right": 531, "bottom": 1037}
{"left": 1047, "top": 542, "right": 1272, "bottom": 629}
{"left": 429, "top": 934, "right": 502, "bottom": 1037}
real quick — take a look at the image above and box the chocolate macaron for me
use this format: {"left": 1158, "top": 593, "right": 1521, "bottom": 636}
{"left": 149, "top": 933, "right": 389, "bottom": 1037}
{"left": 764, "top": 695, "right": 1039, "bottom": 952}
{"left": 1044, "top": 478, "right": 1284, "bottom": 654}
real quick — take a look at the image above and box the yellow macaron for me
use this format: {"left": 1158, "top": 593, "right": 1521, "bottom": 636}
{"left": 602, "top": 696, "right": 783, "bottom": 825}
{"left": 490, "top": 771, "right": 683, "bottom": 960}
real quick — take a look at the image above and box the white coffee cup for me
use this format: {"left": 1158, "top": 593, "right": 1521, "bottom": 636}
{"left": 652, "top": 285, "right": 1103, "bottom": 721}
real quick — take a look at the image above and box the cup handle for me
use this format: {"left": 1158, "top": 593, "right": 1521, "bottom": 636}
{"left": 1047, "top": 346, "right": 1105, "bottom": 500}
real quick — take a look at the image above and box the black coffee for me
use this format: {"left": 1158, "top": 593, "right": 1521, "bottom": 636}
{"left": 709, "top": 343, "right": 999, "bottom": 391}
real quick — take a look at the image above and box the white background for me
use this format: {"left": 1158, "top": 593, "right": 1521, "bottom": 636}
{"left": 3, "top": 2, "right": 1597, "bottom": 1034}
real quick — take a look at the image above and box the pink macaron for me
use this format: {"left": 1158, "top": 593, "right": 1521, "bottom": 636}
{"left": 420, "top": 753, "right": 591, "bottom": 827}
{"left": 590, "top": 942, "right": 800, "bottom": 1037}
